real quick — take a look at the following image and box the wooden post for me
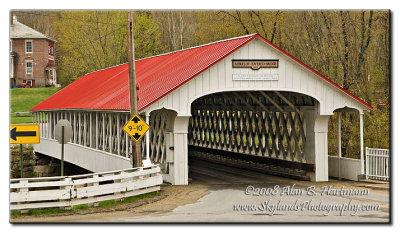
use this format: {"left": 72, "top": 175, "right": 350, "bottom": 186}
{"left": 69, "top": 112, "right": 72, "bottom": 142}
{"left": 125, "top": 114, "right": 129, "bottom": 158}
{"left": 45, "top": 112, "right": 48, "bottom": 138}
{"left": 109, "top": 113, "right": 113, "bottom": 153}
{"left": 90, "top": 112, "right": 93, "bottom": 148}
{"left": 38, "top": 112, "right": 41, "bottom": 134}
{"left": 117, "top": 113, "right": 121, "bottom": 155}
{"left": 360, "top": 112, "right": 364, "bottom": 175}
{"left": 365, "top": 147, "right": 369, "bottom": 180}
{"left": 96, "top": 112, "right": 99, "bottom": 149}
{"left": 49, "top": 112, "right": 52, "bottom": 139}
{"left": 73, "top": 112, "right": 76, "bottom": 143}
{"left": 84, "top": 113, "right": 87, "bottom": 146}
{"left": 53, "top": 112, "right": 56, "bottom": 139}
{"left": 78, "top": 112, "right": 81, "bottom": 145}
{"left": 146, "top": 114, "right": 150, "bottom": 160}
{"left": 127, "top": 11, "right": 142, "bottom": 167}
{"left": 337, "top": 112, "right": 341, "bottom": 180}
{"left": 61, "top": 126, "right": 65, "bottom": 176}
{"left": 314, "top": 115, "right": 330, "bottom": 182}
{"left": 102, "top": 113, "right": 106, "bottom": 151}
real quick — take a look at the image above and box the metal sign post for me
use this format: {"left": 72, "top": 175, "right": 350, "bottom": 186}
{"left": 10, "top": 124, "right": 40, "bottom": 178}
{"left": 55, "top": 120, "right": 72, "bottom": 176}
{"left": 19, "top": 144, "right": 23, "bottom": 178}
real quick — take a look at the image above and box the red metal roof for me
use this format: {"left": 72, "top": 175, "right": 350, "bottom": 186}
{"left": 31, "top": 33, "right": 372, "bottom": 112}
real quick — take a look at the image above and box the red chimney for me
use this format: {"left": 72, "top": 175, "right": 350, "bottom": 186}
{"left": 10, "top": 11, "right": 13, "bottom": 25}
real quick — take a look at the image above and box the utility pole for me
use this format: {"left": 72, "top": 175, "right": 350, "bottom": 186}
{"left": 127, "top": 11, "right": 142, "bottom": 167}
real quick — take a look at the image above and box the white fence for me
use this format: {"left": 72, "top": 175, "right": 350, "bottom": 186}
{"left": 365, "top": 147, "right": 390, "bottom": 181}
{"left": 10, "top": 165, "right": 163, "bottom": 211}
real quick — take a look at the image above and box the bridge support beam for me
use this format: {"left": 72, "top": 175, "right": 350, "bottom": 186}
{"left": 313, "top": 115, "right": 330, "bottom": 182}
{"left": 310, "top": 115, "right": 330, "bottom": 182}
{"left": 166, "top": 115, "right": 190, "bottom": 185}
{"left": 304, "top": 109, "right": 317, "bottom": 164}
{"left": 304, "top": 109, "right": 330, "bottom": 182}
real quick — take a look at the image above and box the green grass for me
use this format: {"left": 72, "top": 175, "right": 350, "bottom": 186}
{"left": 11, "top": 208, "right": 67, "bottom": 217}
{"left": 10, "top": 191, "right": 160, "bottom": 217}
{"left": 97, "top": 191, "right": 159, "bottom": 208}
{"left": 10, "top": 87, "right": 61, "bottom": 124}
{"left": 71, "top": 204, "right": 89, "bottom": 210}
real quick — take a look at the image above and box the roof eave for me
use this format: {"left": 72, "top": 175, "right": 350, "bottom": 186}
{"left": 254, "top": 34, "right": 373, "bottom": 111}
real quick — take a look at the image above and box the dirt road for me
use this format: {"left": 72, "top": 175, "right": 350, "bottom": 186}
{"left": 12, "top": 158, "right": 390, "bottom": 223}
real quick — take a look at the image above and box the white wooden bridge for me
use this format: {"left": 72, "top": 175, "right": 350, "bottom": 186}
{"left": 30, "top": 34, "right": 372, "bottom": 185}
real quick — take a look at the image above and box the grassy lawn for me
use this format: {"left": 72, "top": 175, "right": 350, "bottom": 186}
{"left": 10, "top": 191, "right": 160, "bottom": 217}
{"left": 10, "top": 87, "right": 61, "bottom": 124}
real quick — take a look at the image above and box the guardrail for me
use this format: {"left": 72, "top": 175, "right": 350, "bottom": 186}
{"left": 365, "top": 147, "right": 390, "bottom": 181}
{"left": 10, "top": 165, "right": 163, "bottom": 211}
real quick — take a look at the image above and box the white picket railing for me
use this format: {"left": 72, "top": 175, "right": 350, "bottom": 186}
{"left": 10, "top": 165, "right": 163, "bottom": 211}
{"left": 365, "top": 147, "right": 390, "bottom": 181}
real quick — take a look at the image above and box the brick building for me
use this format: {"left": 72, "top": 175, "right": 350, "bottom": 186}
{"left": 10, "top": 15, "right": 58, "bottom": 87}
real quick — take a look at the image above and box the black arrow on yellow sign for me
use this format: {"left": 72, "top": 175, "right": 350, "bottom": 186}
{"left": 131, "top": 116, "right": 140, "bottom": 123}
{"left": 133, "top": 133, "right": 141, "bottom": 140}
{"left": 10, "top": 127, "right": 37, "bottom": 141}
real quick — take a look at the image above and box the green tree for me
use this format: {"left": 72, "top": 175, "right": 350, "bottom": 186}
{"left": 53, "top": 11, "right": 163, "bottom": 86}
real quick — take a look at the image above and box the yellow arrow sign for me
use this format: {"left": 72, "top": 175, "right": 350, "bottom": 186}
{"left": 10, "top": 124, "right": 40, "bottom": 144}
{"left": 123, "top": 114, "right": 150, "bottom": 143}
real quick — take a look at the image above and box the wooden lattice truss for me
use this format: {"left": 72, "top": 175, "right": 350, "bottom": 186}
{"left": 189, "top": 91, "right": 316, "bottom": 163}
{"left": 148, "top": 109, "right": 176, "bottom": 168}
{"left": 33, "top": 109, "right": 177, "bottom": 170}
{"left": 33, "top": 111, "right": 146, "bottom": 159}
{"left": 32, "top": 91, "right": 316, "bottom": 169}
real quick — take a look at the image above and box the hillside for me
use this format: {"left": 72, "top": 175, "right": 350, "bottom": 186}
{"left": 10, "top": 87, "right": 61, "bottom": 124}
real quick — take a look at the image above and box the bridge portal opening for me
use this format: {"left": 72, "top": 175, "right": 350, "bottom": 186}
{"left": 187, "top": 91, "right": 318, "bottom": 181}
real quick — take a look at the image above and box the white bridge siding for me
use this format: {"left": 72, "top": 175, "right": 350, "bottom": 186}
{"left": 33, "top": 111, "right": 140, "bottom": 173}
{"left": 34, "top": 138, "right": 131, "bottom": 173}
{"left": 145, "top": 38, "right": 366, "bottom": 116}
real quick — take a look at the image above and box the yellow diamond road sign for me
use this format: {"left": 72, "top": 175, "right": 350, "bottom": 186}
{"left": 123, "top": 114, "right": 150, "bottom": 143}
{"left": 10, "top": 124, "right": 40, "bottom": 144}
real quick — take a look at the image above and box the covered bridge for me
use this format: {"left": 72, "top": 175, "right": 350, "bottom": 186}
{"left": 31, "top": 33, "right": 372, "bottom": 185}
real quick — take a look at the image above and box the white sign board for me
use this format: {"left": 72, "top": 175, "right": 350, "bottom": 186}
{"left": 232, "top": 74, "right": 279, "bottom": 81}
{"left": 55, "top": 120, "right": 73, "bottom": 144}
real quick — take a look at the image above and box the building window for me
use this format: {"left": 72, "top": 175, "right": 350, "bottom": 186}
{"left": 51, "top": 47, "right": 54, "bottom": 55}
{"left": 10, "top": 40, "right": 12, "bottom": 52}
{"left": 25, "top": 40, "right": 32, "bottom": 53}
{"left": 26, "top": 61, "right": 33, "bottom": 74}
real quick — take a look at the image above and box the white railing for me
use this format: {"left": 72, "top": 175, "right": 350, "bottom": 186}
{"left": 10, "top": 165, "right": 163, "bottom": 211}
{"left": 328, "top": 156, "right": 361, "bottom": 181}
{"left": 32, "top": 111, "right": 147, "bottom": 159}
{"left": 365, "top": 147, "right": 390, "bottom": 181}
